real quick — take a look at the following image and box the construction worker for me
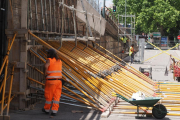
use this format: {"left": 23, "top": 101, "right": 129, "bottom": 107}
{"left": 42, "top": 48, "right": 62, "bottom": 116}
{"left": 123, "top": 36, "right": 128, "bottom": 49}
{"left": 120, "top": 36, "right": 124, "bottom": 41}
{"left": 129, "top": 44, "right": 135, "bottom": 64}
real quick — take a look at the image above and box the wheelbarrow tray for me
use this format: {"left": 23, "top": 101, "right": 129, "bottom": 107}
{"left": 129, "top": 97, "right": 161, "bottom": 107}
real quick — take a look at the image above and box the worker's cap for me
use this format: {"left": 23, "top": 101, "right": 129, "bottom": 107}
{"left": 47, "top": 48, "right": 56, "bottom": 54}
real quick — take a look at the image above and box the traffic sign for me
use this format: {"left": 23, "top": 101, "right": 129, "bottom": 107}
{"left": 178, "top": 35, "right": 180, "bottom": 40}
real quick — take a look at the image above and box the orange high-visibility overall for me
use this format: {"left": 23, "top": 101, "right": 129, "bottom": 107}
{"left": 44, "top": 58, "right": 62, "bottom": 114}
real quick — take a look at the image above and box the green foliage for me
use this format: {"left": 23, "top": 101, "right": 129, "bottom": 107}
{"left": 113, "top": 0, "right": 180, "bottom": 36}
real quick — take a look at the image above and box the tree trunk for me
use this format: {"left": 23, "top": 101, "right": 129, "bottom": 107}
{"left": 160, "top": 25, "right": 165, "bottom": 36}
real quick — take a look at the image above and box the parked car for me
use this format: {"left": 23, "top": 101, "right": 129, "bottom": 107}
{"left": 144, "top": 43, "right": 154, "bottom": 49}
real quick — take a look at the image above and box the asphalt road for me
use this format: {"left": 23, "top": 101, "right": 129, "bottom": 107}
{"left": 9, "top": 50, "right": 180, "bottom": 120}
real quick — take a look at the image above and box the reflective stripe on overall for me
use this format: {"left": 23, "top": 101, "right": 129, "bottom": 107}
{"left": 44, "top": 58, "right": 62, "bottom": 113}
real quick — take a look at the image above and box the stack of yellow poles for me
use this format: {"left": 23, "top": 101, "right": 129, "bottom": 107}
{"left": 28, "top": 31, "right": 157, "bottom": 112}
{"left": 67, "top": 41, "right": 155, "bottom": 86}
{"left": 33, "top": 47, "right": 111, "bottom": 103}
{"left": 27, "top": 77, "right": 100, "bottom": 110}
{"left": 47, "top": 41, "right": 112, "bottom": 73}
{"left": 153, "top": 82, "right": 180, "bottom": 115}
{"left": 45, "top": 42, "right": 154, "bottom": 99}
{"left": 65, "top": 42, "right": 155, "bottom": 96}
{"left": 28, "top": 49, "right": 108, "bottom": 110}
{"left": 30, "top": 47, "right": 128, "bottom": 110}
{"left": 47, "top": 41, "right": 155, "bottom": 97}
{"left": 90, "top": 42, "right": 155, "bottom": 85}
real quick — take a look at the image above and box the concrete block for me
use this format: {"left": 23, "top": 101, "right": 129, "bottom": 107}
{"left": 101, "top": 97, "right": 118, "bottom": 118}
{"left": 101, "top": 109, "right": 111, "bottom": 118}
{"left": 0, "top": 115, "right": 10, "bottom": 120}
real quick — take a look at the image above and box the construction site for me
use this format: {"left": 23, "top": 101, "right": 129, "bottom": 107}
{"left": 1, "top": 0, "right": 180, "bottom": 120}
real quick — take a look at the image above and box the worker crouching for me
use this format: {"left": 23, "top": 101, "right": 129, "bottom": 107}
{"left": 42, "top": 48, "right": 62, "bottom": 116}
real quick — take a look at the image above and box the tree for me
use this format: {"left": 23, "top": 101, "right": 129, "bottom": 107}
{"left": 113, "top": 0, "right": 180, "bottom": 36}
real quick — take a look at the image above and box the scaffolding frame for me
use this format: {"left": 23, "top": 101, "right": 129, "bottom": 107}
{"left": 118, "top": 14, "right": 135, "bottom": 48}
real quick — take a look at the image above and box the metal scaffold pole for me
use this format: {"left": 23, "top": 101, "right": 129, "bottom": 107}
{"left": 118, "top": 14, "right": 120, "bottom": 57}
{"left": 125, "top": 0, "right": 126, "bottom": 38}
{"left": 103, "top": 0, "right": 106, "bottom": 18}
{"left": 131, "top": 14, "right": 132, "bottom": 45}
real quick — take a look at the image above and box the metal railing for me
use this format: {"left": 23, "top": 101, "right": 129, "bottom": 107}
{"left": 105, "top": 6, "right": 118, "bottom": 25}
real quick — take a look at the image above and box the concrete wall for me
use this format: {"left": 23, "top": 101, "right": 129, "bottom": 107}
{"left": 76, "top": 0, "right": 106, "bottom": 36}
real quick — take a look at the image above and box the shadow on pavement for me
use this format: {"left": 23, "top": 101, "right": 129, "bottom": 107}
{"left": 9, "top": 101, "right": 102, "bottom": 120}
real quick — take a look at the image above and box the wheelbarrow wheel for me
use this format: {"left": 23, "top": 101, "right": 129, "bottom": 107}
{"left": 152, "top": 104, "right": 167, "bottom": 119}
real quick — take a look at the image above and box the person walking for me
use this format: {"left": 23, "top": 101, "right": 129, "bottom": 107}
{"left": 129, "top": 44, "right": 135, "bottom": 64}
{"left": 42, "top": 48, "right": 62, "bottom": 116}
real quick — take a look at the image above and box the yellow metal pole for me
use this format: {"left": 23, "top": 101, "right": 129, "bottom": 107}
{"left": 62, "top": 76, "right": 101, "bottom": 108}
{"left": 92, "top": 42, "right": 154, "bottom": 84}
{"left": 61, "top": 92, "right": 98, "bottom": 109}
{"left": 27, "top": 76, "right": 99, "bottom": 109}
{"left": 62, "top": 67, "right": 108, "bottom": 106}
{"left": 0, "top": 33, "right": 17, "bottom": 75}
{"left": 28, "top": 47, "right": 109, "bottom": 104}
{"left": 0, "top": 96, "right": 8, "bottom": 104}
{"left": 63, "top": 86, "right": 100, "bottom": 110}
{"left": 0, "top": 79, "right": 5, "bottom": 93}
{"left": 27, "top": 77, "right": 45, "bottom": 86}
{"left": 29, "top": 49, "right": 46, "bottom": 63}
{"left": 62, "top": 59, "right": 111, "bottom": 100}
{"left": 27, "top": 63, "right": 44, "bottom": 75}
{"left": 2, "top": 95, "right": 15, "bottom": 111}
{"left": 6, "top": 65, "right": 15, "bottom": 115}
{"left": 0, "top": 59, "right": 8, "bottom": 115}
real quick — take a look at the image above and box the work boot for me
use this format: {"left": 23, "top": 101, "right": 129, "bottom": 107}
{"left": 51, "top": 113, "right": 57, "bottom": 116}
{"left": 42, "top": 108, "right": 49, "bottom": 114}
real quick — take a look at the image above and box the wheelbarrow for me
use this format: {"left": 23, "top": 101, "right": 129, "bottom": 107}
{"left": 112, "top": 92, "right": 167, "bottom": 119}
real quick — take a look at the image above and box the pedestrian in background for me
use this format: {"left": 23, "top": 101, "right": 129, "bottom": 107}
{"left": 129, "top": 44, "right": 135, "bottom": 64}
{"left": 42, "top": 48, "right": 62, "bottom": 116}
